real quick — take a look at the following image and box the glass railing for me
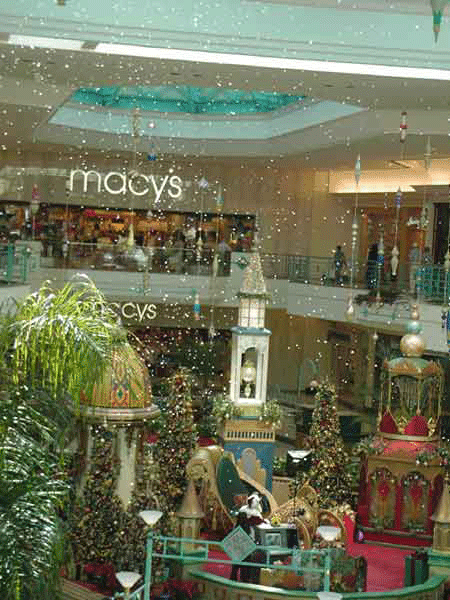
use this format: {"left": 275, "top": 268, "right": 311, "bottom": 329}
{"left": 0, "top": 243, "right": 34, "bottom": 285}
{"left": 6, "top": 240, "right": 448, "bottom": 305}
{"left": 41, "top": 242, "right": 232, "bottom": 276}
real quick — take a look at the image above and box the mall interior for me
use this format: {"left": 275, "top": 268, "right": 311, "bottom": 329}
{"left": 3, "top": 1, "right": 450, "bottom": 599}
{"left": 2, "top": 0, "right": 450, "bottom": 427}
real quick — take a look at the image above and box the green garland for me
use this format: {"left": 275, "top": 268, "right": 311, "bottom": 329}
{"left": 416, "top": 443, "right": 450, "bottom": 468}
{"left": 259, "top": 398, "right": 282, "bottom": 428}
{"left": 211, "top": 393, "right": 242, "bottom": 426}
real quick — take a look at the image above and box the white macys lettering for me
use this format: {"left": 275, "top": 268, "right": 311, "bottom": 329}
{"left": 109, "top": 301, "right": 157, "bottom": 322}
{"left": 69, "top": 169, "right": 182, "bottom": 200}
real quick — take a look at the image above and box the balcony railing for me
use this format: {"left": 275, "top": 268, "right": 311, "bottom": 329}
{"left": 0, "top": 243, "right": 34, "bottom": 285}
{"left": 6, "top": 240, "right": 449, "bottom": 305}
{"left": 42, "top": 242, "right": 232, "bottom": 276}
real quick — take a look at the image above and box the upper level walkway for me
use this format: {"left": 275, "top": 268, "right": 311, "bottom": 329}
{"left": 15, "top": 241, "right": 446, "bottom": 303}
{"left": 1, "top": 242, "right": 448, "bottom": 353}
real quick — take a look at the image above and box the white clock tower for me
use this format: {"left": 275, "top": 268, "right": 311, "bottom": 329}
{"left": 229, "top": 251, "right": 271, "bottom": 412}
{"left": 223, "top": 250, "right": 276, "bottom": 490}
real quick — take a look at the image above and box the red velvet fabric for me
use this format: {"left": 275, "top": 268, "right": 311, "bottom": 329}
{"left": 198, "top": 437, "right": 216, "bottom": 447}
{"left": 404, "top": 415, "right": 429, "bottom": 437}
{"left": 379, "top": 411, "right": 398, "bottom": 434}
{"left": 379, "top": 439, "right": 436, "bottom": 458}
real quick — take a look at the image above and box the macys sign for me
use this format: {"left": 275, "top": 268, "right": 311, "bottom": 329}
{"left": 69, "top": 169, "right": 183, "bottom": 202}
{"left": 109, "top": 301, "right": 157, "bottom": 323}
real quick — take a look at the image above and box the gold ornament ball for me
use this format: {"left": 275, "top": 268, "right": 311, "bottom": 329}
{"left": 400, "top": 331, "right": 425, "bottom": 357}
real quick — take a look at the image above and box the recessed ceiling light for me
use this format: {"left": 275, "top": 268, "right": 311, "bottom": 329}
{"left": 94, "top": 42, "right": 450, "bottom": 82}
{"left": 9, "top": 35, "right": 83, "bottom": 51}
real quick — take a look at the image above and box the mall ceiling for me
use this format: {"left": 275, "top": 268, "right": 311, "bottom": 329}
{"left": 1, "top": 0, "right": 450, "bottom": 170}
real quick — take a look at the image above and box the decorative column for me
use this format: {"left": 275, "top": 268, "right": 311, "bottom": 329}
{"left": 223, "top": 251, "right": 275, "bottom": 490}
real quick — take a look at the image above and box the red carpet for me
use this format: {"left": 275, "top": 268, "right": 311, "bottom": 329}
{"left": 343, "top": 516, "right": 410, "bottom": 592}
{"left": 202, "top": 517, "right": 411, "bottom": 593}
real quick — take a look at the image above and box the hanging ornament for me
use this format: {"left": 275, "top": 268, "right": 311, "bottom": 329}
{"left": 431, "top": 0, "right": 448, "bottom": 41}
{"left": 127, "top": 221, "right": 135, "bottom": 248}
{"left": 445, "top": 249, "right": 450, "bottom": 272}
{"left": 443, "top": 250, "right": 450, "bottom": 332}
{"left": 354, "top": 154, "right": 361, "bottom": 187}
{"left": 424, "top": 136, "right": 432, "bottom": 171}
{"left": 216, "top": 184, "right": 224, "bottom": 213}
{"left": 193, "top": 291, "right": 201, "bottom": 320}
{"left": 372, "top": 331, "right": 379, "bottom": 342}
{"left": 147, "top": 121, "right": 158, "bottom": 160}
{"left": 391, "top": 245, "right": 399, "bottom": 277}
{"left": 378, "top": 234, "right": 384, "bottom": 263}
{"left": 198, "top": 177, "right": 209, "bottom": 190}
{"left": 420, "top": 204, "right": 428, "bottom": 230}
{"left": 395, "top": 187, "right": 403, "bottom": 208}
{"left": 208, "top": 323, "right": 216, "bottom": 341}
{"left": 196, "top": 234, "right": 203, "bottom": 263}
{"left": 346, "top": 297, "right": 355, "bottom": 321}
{"left": 399, "top": 112, "right": 408, "bottom": 144}
{"left": 212, "top": 253, "right": 219, "bottom": 278}
{"left": 447, "top": 310, "right": 450, "bottom": 351}
{"left": 147, "top": 144, "right": 157, "bottom": 161}
{"left": 348, "top": 155, "right": 360, "bottom": 325}
{"left": 376, "top": 234, "right": 384, "bottom": 305}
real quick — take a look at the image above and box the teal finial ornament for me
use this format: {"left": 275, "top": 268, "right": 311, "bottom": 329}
{"left": 431, "top": 0, "right": 449, "bottom": 41}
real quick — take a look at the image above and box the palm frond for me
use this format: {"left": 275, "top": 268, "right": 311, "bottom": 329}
{"left": 10, "top": 277, "right": 126, "bottom": 403}
{"left": 0, "top": 391, "right": 70, "bottom": 600}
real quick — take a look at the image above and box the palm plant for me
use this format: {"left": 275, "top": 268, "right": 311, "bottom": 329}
{"left": 0, "top": 276, "right": 130, "bottom": 599}
{"left": 9, "top": 275, "right": 125, "bottom": 401}
{"left": 0, "top": 388, "right": 71, "bottom": 600}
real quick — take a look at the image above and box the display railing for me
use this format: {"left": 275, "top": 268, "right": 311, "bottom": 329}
{"left": 111, "top": 534, "right": 333, "bottom": 600}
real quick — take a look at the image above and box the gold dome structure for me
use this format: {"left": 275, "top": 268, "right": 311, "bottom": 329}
{"left": 80, "top": 343, "right": 159, "bottom": 423}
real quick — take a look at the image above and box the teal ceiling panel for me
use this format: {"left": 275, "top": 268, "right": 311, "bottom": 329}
{"left": 72, "top": 86, "right": 306, "bottom": 115}
{"left": 47, "top": 86, "right": 363, "bottom": 144}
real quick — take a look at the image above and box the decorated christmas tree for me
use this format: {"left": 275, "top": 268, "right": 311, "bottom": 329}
{"left": 70, "top": 426, "right": 124, "bottom": 568}
{"left": 70, "top": 425, "right": 159, "bottom": 575}
{"left": 308, "top": 382, "right": 352, "bottom": 508}
{"left": 155, "top": 368, "right": 197, "bottom": 527}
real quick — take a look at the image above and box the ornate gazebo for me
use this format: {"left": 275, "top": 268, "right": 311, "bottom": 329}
{"left": 357, "top": 307, "right": 445, "bottom": 546}
{"left": 77, "top": 342, "right": 160, "bottom": 506}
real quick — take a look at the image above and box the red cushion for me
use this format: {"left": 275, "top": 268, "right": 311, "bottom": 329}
{"left": 404, "top": 414, "right": 429, "bottom": 436}
{"left": 379, "top": 411, "right": 398, "bottom": 434}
